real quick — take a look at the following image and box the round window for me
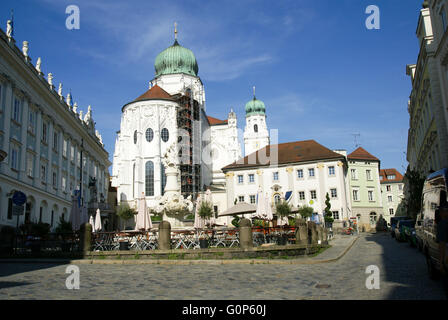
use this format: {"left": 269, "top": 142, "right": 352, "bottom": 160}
{"left": 161, "top": 128, "right": 169, "bottom": 142}
{"left": 146, "top": 128, "right": 154, "bottom": 142}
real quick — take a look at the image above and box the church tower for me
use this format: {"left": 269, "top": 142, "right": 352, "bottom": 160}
{"left": 243, "top": 87, "right": 269, "bottom": 156}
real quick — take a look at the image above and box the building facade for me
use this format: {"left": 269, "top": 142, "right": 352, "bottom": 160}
{"left": 379, "top": 168, "right": 405, "bottom": 223}
{"left": 111, "top": 33, "right": 241, "bottom": 224}
{"left": 406, "top": 3, "right": 448, "bottom": 177}
{"left": 222, "top": 140, "right": 351, "bottom": 228}
{"left": 0, "top": 24, "right": 110, "bottom": 230}
{"left": 347, "top": 147, "right": 383, "bottom": 231}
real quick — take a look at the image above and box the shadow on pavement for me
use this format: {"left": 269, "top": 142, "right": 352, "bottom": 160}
{"left": 0, "top": 281, "right": 34, "bottom": 290}
{"left": 0, "top": 262, "right": 68, "bottom": 278}
{"left": 365, "top": 232, "right": 446, "bottom": 300}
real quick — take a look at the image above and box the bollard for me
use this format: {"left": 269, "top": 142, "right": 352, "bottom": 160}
{"left": 307, "top": 221, "right": 318, "bottom": 245}
{"left": 80, "top": 222, "right": 92, "bottom": 255}
{"left": 239, "top": 218, "right": 253, "bottom": 249}
{"left": 295, "top": 219, "right": 308, "bottom": 246}
{"left": 158, "top": 221, "right": 171, "bottom": 250}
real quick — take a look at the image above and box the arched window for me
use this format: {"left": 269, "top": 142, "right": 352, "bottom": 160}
{"left": 369, "top": 212, "right": 377, "bottom": 225}
{"left": 161, "top": 164, "right": 167, "bottom": 196}
{"left": 145, "top": 161, "right": 154, "bottom": 196}
{"left": 134, "top": 130, "right": 138, "bottom": 144}
{"left": 254, "top": 124, "right": 258, "bottom": 133}
{"left": 145, "top": 128, "right": 154, "bottom": 142}
{"left": 274, "top": 194, "right": 281, "bottom": 204}
{"left": 161, "top": 128, "right": 169, "bottom": 142}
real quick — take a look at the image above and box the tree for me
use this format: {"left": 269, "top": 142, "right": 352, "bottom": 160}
{"left": 324, "top": 193, "right": 334, "bottom": 227}
{"left": 55, "top": 216, "right": 73, "bottom": 233}
{"left": 403, "top": 167, "right": 426, "bottom": 219}
{"left": 116, "top": 203, "right": 138, "bottom": 229}
{"left": 198, "top": 201, "right": 213, "bottom": 219}
{"left": 297, "top": 205, "right": 313, "bottom": 220}
{"left": 275, "top": 201, "right": 292, "bottom": 219}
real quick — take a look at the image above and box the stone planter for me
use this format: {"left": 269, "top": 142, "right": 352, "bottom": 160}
{"left": 119, "top": 241, "right": 129, "bottom": 251}
{"left": 199, "top": 239, "right": 209, "bottom": 249}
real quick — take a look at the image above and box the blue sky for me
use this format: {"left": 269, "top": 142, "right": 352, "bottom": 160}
{"left": 1, "top": 0, "right": 423, "bottom": 174}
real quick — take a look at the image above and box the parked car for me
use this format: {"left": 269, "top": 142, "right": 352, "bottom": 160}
{"left": 390, "top": 216, "right": 408, "bottom": 238}
{"left": 394, "top": 220, "right": 415, "bottom": 242}
{"left": 421, "top": 168, "right": 448, "bottom": 280}
{"left": 414, "top": 213, "right": 424, "bottom": 251}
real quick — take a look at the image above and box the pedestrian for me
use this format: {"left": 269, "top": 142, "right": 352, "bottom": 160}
{"left": 436, "top": 202, "right": 448, "bottom": 296}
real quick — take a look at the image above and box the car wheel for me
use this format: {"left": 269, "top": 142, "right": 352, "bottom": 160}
{"left": 426, "top": 253, "right": 440, "bottom": 280}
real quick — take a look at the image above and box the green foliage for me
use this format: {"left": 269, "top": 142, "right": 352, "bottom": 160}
{"left": 116, "top": 203, "right": 138, "bottom": 221}
{"left": 198, "top": 200, "right": 213, "bottom": 219}
{"left": 30, "top": 222, "right": 51, "bottom": 237}
{"left": 297, "top": 205, "right": 313, "bottom": 219}
{"left": 231, "top": 216, "right": 240, "bottom": 228}
{"left": 184, "top": 213, "right": 195, "bottom": 220}
{"left": 324, "top": 193, "right": 334, "bottom": 223}
{"left": 275, "top": 201, "right": 292, "bottom": 218}
{"left": 252, "top": 219, "right": 264, "bottom": 227}
{"left": 403, "top": 167, "right": 426, "bottom": 219}
{"left": 55, "top": 216, "right": 73, "bottom": 233}
{"left": 151, "top": 215, "right": 162, "bottom": 222}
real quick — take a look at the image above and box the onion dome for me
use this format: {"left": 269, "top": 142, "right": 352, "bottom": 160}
{"left": 245, "top": 97, "right": 266, "bottom": 117}
{"left": 154, "top": 39, "right": 198, "bottom": 77}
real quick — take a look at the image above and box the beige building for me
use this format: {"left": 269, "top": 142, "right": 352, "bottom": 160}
{"left": 406, "top": 2, "right": 448, "bottom": 177}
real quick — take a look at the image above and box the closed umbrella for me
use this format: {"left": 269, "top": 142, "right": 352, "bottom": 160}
{"left": 264, "top": 192, "right": 273, "bottom": 221}
{"left": 135, "top": 194, "right": 152, "bottom": 231}
{"left": 94, "top": 208, "right": 102, "bottom": 232}
{"left": 81, "top": 206, "right": 89, "bottom": 225}
{"left": 252, "top": 188, "right": 265, "bottom": 220}
{"left": 89, "top": 215, "right": 95, "bottom": 230}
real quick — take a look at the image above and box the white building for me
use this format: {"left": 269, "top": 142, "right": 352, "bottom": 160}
{"left": 222, "top": 140, "right": 351, "bottom": 227}
{"left": 111, "top": 32, "right": 241, "bottom": 225}
{"left": 379, "top": 168, "right": 405, "bottom": 222}
{"left": 243, "top": 92, "right": 270, "bottom": 156}
{"left": 0, "top": 24, "right": 110, "bottom": 230}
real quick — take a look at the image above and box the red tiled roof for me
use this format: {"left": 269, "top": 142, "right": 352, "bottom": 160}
{"left": 222, "top": 140, "right": 345, "bottom": 171}
{"left": 207, "top": 116, "right": 228, "bottom": 126}
{"left": 347, "top": 147, "right": 379, "bottom": 162}
{"left": 379, "top": 168, "right": 404, "bottom": 183}
{"left": 134, "top": 85, "right": 174, "bottom": 102}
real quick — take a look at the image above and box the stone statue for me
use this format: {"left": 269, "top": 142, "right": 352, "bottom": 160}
{"left": 73, "top": 102, "right": 78, "bottom": 114}
{"left": 79, "top": 110, "right": 83, "bottom": 121}
{"left": 6, "top": 20, "right": 12, "bottom": 39}
{"left": 84, "top": 105, "right": 92, "bottom": 124}
{"left": 36, "top": 57, "right": 41, "bottom": 73}
{"left": 47, "top": 73, "right": 53, "bottom": 87}
{"left": 66, "top": 93, "right": 72, "bottom": 107}
{"left": 58, "top": 83, "right": 63, "bottom": 97}
{"left": 22, "top": 41, "right": 29, "bottom": 58}
{"left": 161, "top": 142, "right": 178, "bottom": 169}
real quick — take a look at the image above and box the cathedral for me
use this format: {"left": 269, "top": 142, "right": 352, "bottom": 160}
{"left": 111, "top": 27, "right": 270, "bottom": 223}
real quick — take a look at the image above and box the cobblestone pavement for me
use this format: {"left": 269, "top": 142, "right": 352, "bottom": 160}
{"left": 0, "top": 233, "right": 446, "bottom": 300}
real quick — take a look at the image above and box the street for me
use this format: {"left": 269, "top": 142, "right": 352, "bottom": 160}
{"left": 0, "top": 233, "right": 446, "bottom": 300}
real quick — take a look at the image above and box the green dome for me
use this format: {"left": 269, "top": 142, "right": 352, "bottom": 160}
{"left": 154, "top": 40, "right": 198, "bottom": 77}
{"left": 245, "top": 97, "right": 266, "bottom": 117}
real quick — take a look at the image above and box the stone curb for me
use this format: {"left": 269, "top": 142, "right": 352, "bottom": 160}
{"left": 0, "top": 236, "right": 359, "bottom": 265}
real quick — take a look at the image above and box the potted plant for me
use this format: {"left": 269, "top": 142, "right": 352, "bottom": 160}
{"left": 297, "top": 205, "right": 313, "bottom": 221}
{"left": 275, "top": 201, "right": 292, "bottom": 245}
{"left": 324, "top": 193, "right": 334, "bottom": 229}
{"left": 198, "top": 200, "right": 213, "bottom": 248}
{"left": 116, "top": 203, "right": 137, "bottom": 250}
